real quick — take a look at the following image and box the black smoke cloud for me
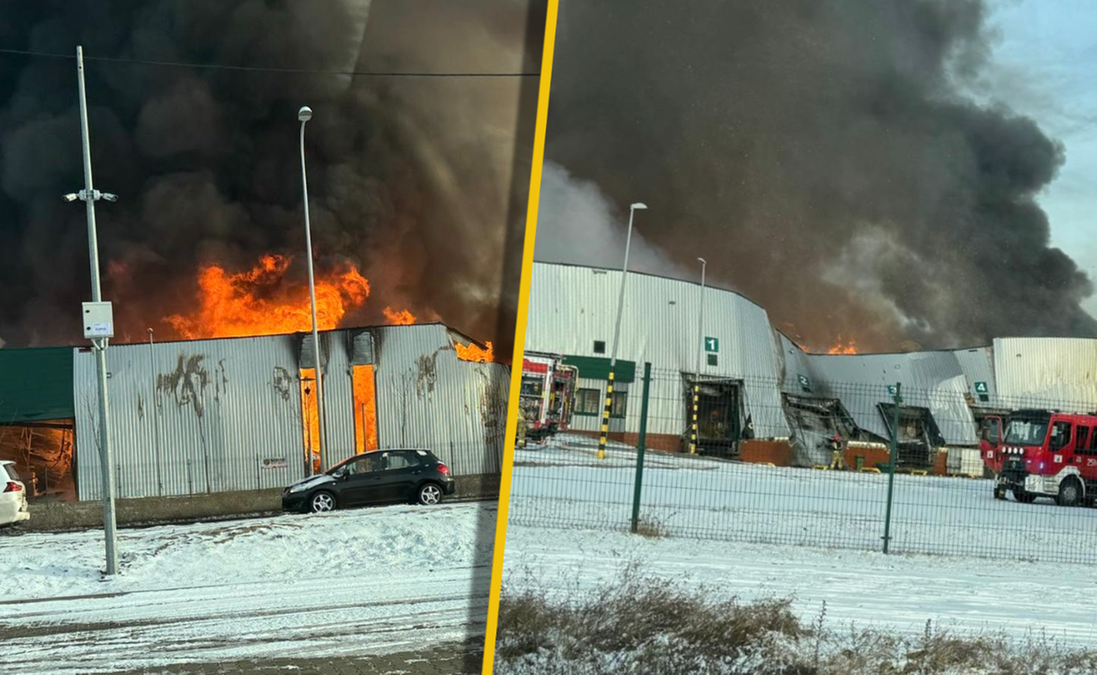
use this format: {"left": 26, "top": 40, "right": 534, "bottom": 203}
{"left": 0, "top": 0, "right": 543, "bottom": 354}
{"left": 536, "top": 0, "right": 1096, "bottom": 351}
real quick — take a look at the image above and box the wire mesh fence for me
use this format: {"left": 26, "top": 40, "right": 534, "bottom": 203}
{"left": 509, "top": 365, "right": 1097, "bottom": 565}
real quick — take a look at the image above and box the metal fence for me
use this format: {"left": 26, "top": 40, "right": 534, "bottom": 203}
{"left": 509, "top": 364, "right": 1097, "bottom": 565}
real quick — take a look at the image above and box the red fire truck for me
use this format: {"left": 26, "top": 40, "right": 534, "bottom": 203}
{"left": 518, "top": 353, "right": 577, "bottom": 444}
{"left": 986, "top": 410, "right": 1097, "bottom": 505}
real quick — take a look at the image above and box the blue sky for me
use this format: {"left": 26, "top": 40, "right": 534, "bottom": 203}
{"left": 982, "top": 0, "right": 1097, "bottom": 317}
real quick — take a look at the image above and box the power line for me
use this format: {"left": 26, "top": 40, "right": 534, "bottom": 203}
{"left": 0, "top": 47, "right": 539, "bottom": 77}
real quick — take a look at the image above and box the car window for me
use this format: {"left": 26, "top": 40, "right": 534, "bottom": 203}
{"left": 386, "top": 452, "right": 419, "bottom": 470}
{"left": 4, "top": 465, "right": 19, "bottom": 481}
{"left": 344, "top": 455, "right": 382, "bottom": 475}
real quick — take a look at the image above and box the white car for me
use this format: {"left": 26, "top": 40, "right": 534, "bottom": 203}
{"left": 0, "top": 460, "right": 30, "bottom": 526}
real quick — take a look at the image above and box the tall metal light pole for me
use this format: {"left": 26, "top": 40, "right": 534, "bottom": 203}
{"left": 298, "top": 106, "right": 326, "bottom": 475}
{"left": 689, "top": 258, "right": 706, "bottom": 455}
{"left": 597, "top": 202, "right": 647, "bottom": 461}
{"left": 67, "top": 46, "right": 119, "bottom": 575}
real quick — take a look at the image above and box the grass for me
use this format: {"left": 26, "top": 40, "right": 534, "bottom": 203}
{"left": 494, "top": 569, "right": 1097, "bottom": 675}
{"left": 632, "top": 516, "right": 669, "bottom": 539}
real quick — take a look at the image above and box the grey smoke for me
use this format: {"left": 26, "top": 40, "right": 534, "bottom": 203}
{"left": 0, "top": 0, "right": 541, "bottom": 352}
{"left": 535, "top": 161, "right": 688, "bottom": 279}
{"left": 541, "top": 0, "right": 1096, "bottom": 351}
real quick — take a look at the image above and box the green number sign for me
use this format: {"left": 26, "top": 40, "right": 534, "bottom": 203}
{"left": 704, "top": 337, "right": 719, "bottom": 353}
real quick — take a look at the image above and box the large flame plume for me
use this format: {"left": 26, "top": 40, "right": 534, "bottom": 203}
{"left": 165, "top": 255, "right": 416, "bottom": 339}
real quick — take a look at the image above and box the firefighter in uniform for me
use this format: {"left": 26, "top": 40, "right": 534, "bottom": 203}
{"left": 828, "top": 432, "right": 846, "bottom": 470}
{"left": 515, "top": 407, "right": 528, "bottom": 449}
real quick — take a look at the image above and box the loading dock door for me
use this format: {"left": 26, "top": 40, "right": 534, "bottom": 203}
{"left": 685, "top": 377, "right": 742, "bottom": 458}
{"left": 878, "top": 403, "right": 941, "bottom": 470}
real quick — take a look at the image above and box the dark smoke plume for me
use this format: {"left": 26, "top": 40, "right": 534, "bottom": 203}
{"left": 536, "top": 0, "right": 1096, "bottom": 351}
{"left": 0, "top": 0, "right": 543, "bottom": 355}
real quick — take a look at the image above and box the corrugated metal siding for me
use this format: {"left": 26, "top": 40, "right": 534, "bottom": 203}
{"left": 74, "top": 324, "right": 505, "bottom": 501}
{"left": 526, "top": 263, "right": 790, "bottom": 439}
{"left": 74, "top": 336, "right": 308, "bottom": 501}
{"left": 952, "top": 346, "right": 999, "bottom": 406}
{"left": 993, "top": 338, "right": 1097, "bottom": 409}
{"left": 372, "top": 324, "right": 509, "bottom": 477}
{"left": 322, "top": 331, "right": 357, "bottom": 469}
{"left": 777, "top": 341, "right": 978, "bottom": 446}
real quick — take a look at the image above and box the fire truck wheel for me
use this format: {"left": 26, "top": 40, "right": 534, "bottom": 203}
{"left": 1012, "top": 489, "right": 1037, "bottom": 504}
{"left": 1057, "top": 477, "right": 1082, "bottom": 507}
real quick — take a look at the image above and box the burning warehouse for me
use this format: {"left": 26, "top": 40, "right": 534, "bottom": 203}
{"left": 524, "top": 262, "right": 1097, "bottom": 474}
{"left": 0, "top": 323, "right": 507, "bottom": 502}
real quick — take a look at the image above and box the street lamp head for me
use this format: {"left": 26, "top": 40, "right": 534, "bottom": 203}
{"left": 63, "top": 193, "right": 79, "bottom": 203}
{"left": 698, "top": 257, "right": 706, "bottom": 265}
{"left": 298, "top": 106, "right": 313, "bottom": 122}
{"left": 631, "top": 202, "right": 647, "bottom": 210}
{"left": 101, "top": 192, "right": 118, "bottom": 202}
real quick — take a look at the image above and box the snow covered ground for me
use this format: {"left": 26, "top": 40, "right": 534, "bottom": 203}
{"left": 502, "top": 523, "right": 1097, "bottom": 648}
{"left": 511, "top": 434, "right": 1097, "bottom": 564}
{"left": 0, "top": 502, "right": 496, "bottom": 674}
{"left": 503, "top": 434, "right": 1097, "bottom": 647}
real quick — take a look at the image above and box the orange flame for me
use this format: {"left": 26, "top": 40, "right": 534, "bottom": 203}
{"left": 299, "top": 368, "right": 321, "bottom": 471}
{"left": 383, "top": 307, "right": 416, "bottom": 325}
{"left": 826, "top": 339, "right": 858, "bottom": 355}
{"left": 456, "top": 340, "right": 494, "bottom": 363}
{"left": 165, "top": 254, "right": 370, "bottom": 339}
{"left": 352, "top": 365, "right": 379, "bottom": 452}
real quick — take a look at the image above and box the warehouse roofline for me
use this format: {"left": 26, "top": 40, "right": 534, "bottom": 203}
{"left": 536, "top": 261, "right": 1096, "bottom": 356}
{"left": 64, "top": 321, "right": 491, "bottom": 352}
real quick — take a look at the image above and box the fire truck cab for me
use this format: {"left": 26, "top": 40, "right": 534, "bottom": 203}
{"left": 992, "top": 410, "right": 1097, "bottom": 506}
{"left": 518, "top": 353, "right": 577, "bottom": 444}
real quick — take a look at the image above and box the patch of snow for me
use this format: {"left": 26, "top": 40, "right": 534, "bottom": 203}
{"left": 1, "top": 503, "right": 496, "bottom": 673}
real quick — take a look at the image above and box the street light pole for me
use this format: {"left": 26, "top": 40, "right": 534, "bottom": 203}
{"left": 72, "top": 46, "right": 119, "bottom": 575}
{"left": 298, "top": 106, "right": 326, "bottom": 475}
{"left": 689, "top": 258, "right": 706, "bottom": 455}
{"left": 598, "top": 202, "right": 647, "bottom": 461}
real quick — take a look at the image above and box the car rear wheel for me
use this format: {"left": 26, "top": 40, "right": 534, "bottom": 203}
{"left": 1058, "top": 478, "right": 1082, "bottom": 507}
{"left": 417, "top": 483, "right": 443, "bottom": 506}
{"left": 309, "top": 491, "right": 336, "bottom": 513}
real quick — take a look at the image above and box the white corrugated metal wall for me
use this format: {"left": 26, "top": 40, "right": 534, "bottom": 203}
{"left": 993, "top": 338, "right": 1097, "bottom": 409}
{"left": 372, "top": 324, "right": 509, "bottom": 476}
{"left": 800, "top": 349, "right": 978, "bottom": 446}
{"left": 527, "top": 263, "right": 981, "bottom": 448}
{"left": 75, "top": 335, "right": 308, "bottom": 501}
{"left": 951, "top": 346, "right": 999, "bottom": 408}
{"left": 74, "top": 324, "right": 507, "bottom": 500}
{"left": 525, "top": 263, "right": 791, "bottom": 440}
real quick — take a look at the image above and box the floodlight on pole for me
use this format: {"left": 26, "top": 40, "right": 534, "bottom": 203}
{"left": 597, "top": 202, "right": 647, "bottom": 461}
{"left": 298, "top": 105, "right": 326, "bottom": 475}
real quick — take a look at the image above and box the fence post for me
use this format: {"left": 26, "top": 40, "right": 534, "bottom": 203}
{"left": 630, "top": 363, "right": 653, "bottom": 534}
{"left": 882, "top": 382, "right": 902, "bottom": 554}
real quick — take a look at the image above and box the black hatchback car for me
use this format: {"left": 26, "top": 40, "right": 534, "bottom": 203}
{"left": 282, "top": 449, "right": 456, "bottom": 513}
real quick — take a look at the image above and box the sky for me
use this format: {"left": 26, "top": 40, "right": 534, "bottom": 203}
{"left": 982, "top": 0, "right": 1097, "bottom": 318}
